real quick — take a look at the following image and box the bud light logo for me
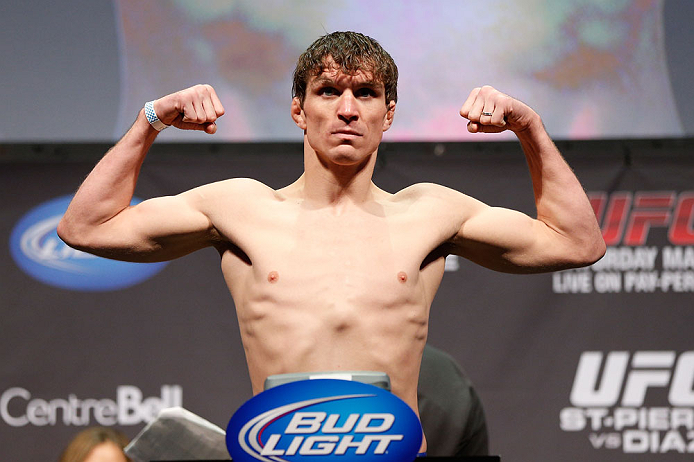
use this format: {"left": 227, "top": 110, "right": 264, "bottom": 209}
{"left": 9, "top": 195, "right": 167, "bottom": 291}
{"left": 226, "top": 379, "right": 422, "bottom": 461}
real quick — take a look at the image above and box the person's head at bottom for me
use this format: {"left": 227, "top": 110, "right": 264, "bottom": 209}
{"left": 58, "top": 426, "right": 130, "bottom": 462}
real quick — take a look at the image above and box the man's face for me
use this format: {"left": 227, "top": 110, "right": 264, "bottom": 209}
{"left": 292, "top": 60, "right": 395, "bottom": 166}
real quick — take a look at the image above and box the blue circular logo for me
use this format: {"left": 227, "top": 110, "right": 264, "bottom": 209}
{"left": 9, "top": 195, "right": 168, "bottom": 292}
{"left": 226, "top": 379, "right": 422, "bottom": 461}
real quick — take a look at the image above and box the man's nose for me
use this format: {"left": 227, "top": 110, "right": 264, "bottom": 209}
{"left": 337, "top": 92, "right": 358, "bottom": 122}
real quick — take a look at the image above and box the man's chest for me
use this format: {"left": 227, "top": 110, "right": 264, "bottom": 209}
{"left": 215, "top": 202, "right": 447, "bottom": 303}
{"left": 239, "top": 204, "right": 438, "bottom": 265}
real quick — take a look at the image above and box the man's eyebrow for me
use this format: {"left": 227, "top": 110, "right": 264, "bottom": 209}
{"left": 311, "top": 76, "right": 337, "bottom": 87}
{"left": 310, "top": 76, "right": 382, "bottom": 89}
{"left": 359, "top": 80, "right": 382, "bottom": 89}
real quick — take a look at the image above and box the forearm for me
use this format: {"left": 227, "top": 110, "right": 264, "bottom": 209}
{"left": 58, "top": 110, "right": 158, "bottom": 244}
{"left": 516, "top": 116, "right": 605, "bottom": 261}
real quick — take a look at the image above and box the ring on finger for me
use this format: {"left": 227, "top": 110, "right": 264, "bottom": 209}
{"left": 481, "top": 111, "right": 493, "bottom": 117}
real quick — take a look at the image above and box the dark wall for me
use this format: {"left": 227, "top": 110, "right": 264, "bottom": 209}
{"left": 2, "top": 139, "right": 693, "bottom": 460}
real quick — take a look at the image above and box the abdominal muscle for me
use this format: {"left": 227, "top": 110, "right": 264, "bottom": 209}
{"left": 242, "top": 292, "right": 427, "bottom": 406}
{"left": 242, "top": 273, "right": 428, "bottom": 402}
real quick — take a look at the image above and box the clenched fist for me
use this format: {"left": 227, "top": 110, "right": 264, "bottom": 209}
{"left": 460, "top": 85, "right": 540, "bottom": 135}
{"left": 151, "top": 84, "right": 225, "bottom": 134}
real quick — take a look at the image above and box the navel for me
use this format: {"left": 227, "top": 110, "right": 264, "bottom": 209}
{"left": 267, "top": 271, "right": 279, "bottom": 283}
{"left": 397, "top": 271, "right": 408, "bottom": 283}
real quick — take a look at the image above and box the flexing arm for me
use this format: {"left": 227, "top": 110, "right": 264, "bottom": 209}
{"left": 450, "top": 86, "right": 605, "bottom": 273}
{"left": 57, "top": 85, "right": 225, "bottom": 262}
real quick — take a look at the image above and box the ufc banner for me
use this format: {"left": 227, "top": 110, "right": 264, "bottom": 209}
{"left": 1, "top": 140, "right": 692, "bottom": 461}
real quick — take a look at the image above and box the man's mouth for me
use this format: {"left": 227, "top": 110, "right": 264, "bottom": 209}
{"left": 332, "top": 129, "right": 361, "bottom": 137}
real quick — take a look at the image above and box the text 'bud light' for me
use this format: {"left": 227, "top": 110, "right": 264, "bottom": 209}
{"left": 226, "top": 379, "right": 422, "bottom": 461}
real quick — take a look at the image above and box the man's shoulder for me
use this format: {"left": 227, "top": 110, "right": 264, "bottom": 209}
{"left": 183, "top": 178, "right": 284, "bottom": 214}
{"left": 391, "top": 182, "right": 467, "bottom": 204}
{"left": 192, "top": 177, "right": 279, "bottom": 199}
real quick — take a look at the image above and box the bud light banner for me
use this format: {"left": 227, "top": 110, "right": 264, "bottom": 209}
{"left": 226, "top": 380, "right": 422, "bottom": 461}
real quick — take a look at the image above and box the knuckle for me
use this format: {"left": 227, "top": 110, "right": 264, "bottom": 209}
{"left": 181, "top": 90, "right": 194, "bottom": 103}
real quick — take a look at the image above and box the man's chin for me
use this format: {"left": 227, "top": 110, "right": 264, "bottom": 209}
{"left": 311, "top": 141, "right": 377, "bottom": 167}
{"left": 330, "top": 147, "right": 373, "bottom": 166}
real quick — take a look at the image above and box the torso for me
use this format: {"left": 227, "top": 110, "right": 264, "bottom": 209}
{"left": 200, "top": 178, "right": 460, "bottom": 417}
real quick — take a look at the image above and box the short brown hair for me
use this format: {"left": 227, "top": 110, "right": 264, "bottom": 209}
{"left": 58, "top": 426, "right": 130, "bottom": 462}
{"left": 292, "top": 31, "right": 398, "bottom": 106}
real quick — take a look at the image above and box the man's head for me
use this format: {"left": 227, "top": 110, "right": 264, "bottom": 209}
{"left": 292, "top": 31, "right": 398, "bottom": 108}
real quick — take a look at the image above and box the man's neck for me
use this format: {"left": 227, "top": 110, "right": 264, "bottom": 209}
{"left": 298, "top": 145, "right": 380, "bottom": 207}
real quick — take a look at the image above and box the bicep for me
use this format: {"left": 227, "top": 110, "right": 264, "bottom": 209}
{"left": 450, "top": 204, "right": 581, "bottom": 273}
{"left": 77, "top": 192, "right": 217, "bottom": 262}
{"left": 410, "top": 183, "right": 591, "bottom": 273}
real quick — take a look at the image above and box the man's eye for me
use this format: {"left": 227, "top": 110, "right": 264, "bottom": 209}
{"left": 319, "top": 87, "right": 337, "bottom": 96}
{"left": 356, "top": 88, "right": 376, "bottom": 98}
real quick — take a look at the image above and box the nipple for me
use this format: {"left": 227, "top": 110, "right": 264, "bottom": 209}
{"left": 267, "top": 271, "right": 279, "bottom": 283}
{"left": 397, "top": 271, "right": 408, "bottom": 283}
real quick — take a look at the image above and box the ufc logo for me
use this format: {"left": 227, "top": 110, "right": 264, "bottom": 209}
{"left": 570, "top": 351, "right": 694, "bottom": 407}
{"left": 589, "top": 191, "right": 694, "bottom": 246}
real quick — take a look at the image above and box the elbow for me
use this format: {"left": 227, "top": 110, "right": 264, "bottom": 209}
{"left": 57, "top": 216, "right": 89, "bottom": 251}
{"left": 585, "top": 238, "right": 607, "bottom": 266}
{"left": 570, "top": 234, "right": 607, "bottom": 268}
{"left": 56, "top": 217, "right": 76, "bottom": 248}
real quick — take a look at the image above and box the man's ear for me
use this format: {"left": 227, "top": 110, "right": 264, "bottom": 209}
{"left": 382, "top": 100, "right": 396, "bottom": 132}
{"left": 291, "top": 97, "right": 307, "bottom": 130}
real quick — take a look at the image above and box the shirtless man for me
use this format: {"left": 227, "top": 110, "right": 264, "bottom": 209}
{"left": 57, "top": 31, "right": 605, "bottom": 452}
